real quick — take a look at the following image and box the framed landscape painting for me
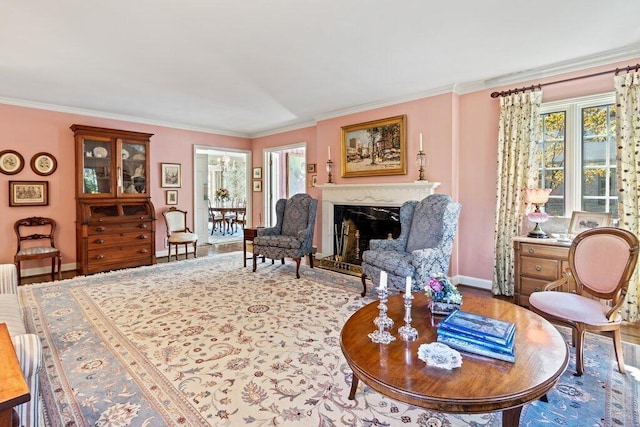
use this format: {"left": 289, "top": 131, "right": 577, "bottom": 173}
{"left": 341, "top": 115, "right": 406, "bottom": 178}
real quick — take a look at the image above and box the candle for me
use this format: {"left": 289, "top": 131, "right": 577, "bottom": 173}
{"left": 380, "top": 271, "right": 387, "bottom": 290}
{"left": 419, "top": 133, "right": 423, "bottom": 151}
{"left": 406, "top": 276, "right": 411, "bottom": 295}
{"left": 328, "top": 146, "right": 331, "bottom": 160}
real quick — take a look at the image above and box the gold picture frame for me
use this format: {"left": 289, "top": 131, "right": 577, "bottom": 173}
{"left": 253, "top": 180, "right": 262, "bottom": 192}
{"left": 341, "top": 115, "right": 407, "bottom": 178}
{"left": 9, "top": 180, "right": 49, "bottom": 206}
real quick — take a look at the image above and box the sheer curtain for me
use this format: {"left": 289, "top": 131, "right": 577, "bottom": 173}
{"left": 615, "top": 70, "right": 640, "bottom": 322}
{"left": 493, "top": 91, "right": 542, "bottom": 295}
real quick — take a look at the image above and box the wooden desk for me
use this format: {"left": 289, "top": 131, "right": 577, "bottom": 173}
{"left": 341, "top": 293, "right": 568, "bottom": 427}
{"left": 0, "top": 323, "right": 30, "bottom": 427}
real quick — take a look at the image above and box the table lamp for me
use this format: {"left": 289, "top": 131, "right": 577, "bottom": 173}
{"left": 525, "top": 188, "right": 551, "bottom": 238}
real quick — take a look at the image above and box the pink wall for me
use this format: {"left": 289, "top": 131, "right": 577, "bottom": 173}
{"left": 0, "top": 104, "right": 250, "bottom": 270}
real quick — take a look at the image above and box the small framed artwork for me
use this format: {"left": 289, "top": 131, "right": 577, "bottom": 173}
{"left": 253, "top": 180, "right": 262, "bottom": 192}
{"left": 9, "top": 181, "right": 49, "bottom": 207}
{"left": 307, "top": 163, "right": 316, "bottom": 174}
{"left": 568, "top": 211, "right": 611, "bottom": 235}
{"left": 166, "top": 190, "right": 178, "bottom": 205}
{"left": 253, "top": 167, "right": 262, "bottom": 179}
{"left": 161, "top": 163, "right": 181, "bottom": 188}
{"left": 309, "top": 175, "right": 317, "bottom": 188}
{"left": 30, "top": 152, "right": 58, "bottom": 176}
{"left": 0, "top": 150, "right": 25, "bottom": 175}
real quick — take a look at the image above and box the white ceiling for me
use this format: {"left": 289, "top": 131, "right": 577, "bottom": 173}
{"left": 2, "top": 1, "right": 640, "bottom": 137}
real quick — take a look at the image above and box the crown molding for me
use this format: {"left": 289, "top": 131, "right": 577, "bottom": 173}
{"left": 248, "top": 119, "right": 318, "bottom": 139}
{"left": 0, "top": 96, "right": 249, "bottom": 138}
{"left": 455, "top": 43, "right": 640, "bottom": 95}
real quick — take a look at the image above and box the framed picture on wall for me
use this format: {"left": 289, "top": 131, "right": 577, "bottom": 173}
{"left": 307, "top": 163, "right": 316, "bottom": 173}
{"left": 253, "top": 180, "right": 262, "bottom": 192}
{"left": 0, "top": 150, "right": 25, "bottom": 175}
{"left": 161, "top": 163, "right": 181, "bottom": 188}
{"left": 166, "top": 190, "right": 178, "bottom": 205}
{"left": 31, "top": 152, "right": 58, "bottom": 176}
{"left": 9, "top": 181, "right": 49, "bottom": 206}
{"left": 253, "top": 167, "right": 262, "bottom": 179}
{"left": 341, "top": 115, "right": 407, "bottom": 178}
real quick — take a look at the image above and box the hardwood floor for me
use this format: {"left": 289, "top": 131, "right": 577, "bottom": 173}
{"left": 17, "top": 242, "right": 640, "bottom": 346}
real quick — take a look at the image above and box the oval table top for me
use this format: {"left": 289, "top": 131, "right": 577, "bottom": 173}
{"left": 341, "top": 292, "right": 569, "bottom": 418}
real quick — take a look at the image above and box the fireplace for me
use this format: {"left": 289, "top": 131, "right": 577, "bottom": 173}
{"left": 316, "top": 182, "right": 440, "bottom": 275}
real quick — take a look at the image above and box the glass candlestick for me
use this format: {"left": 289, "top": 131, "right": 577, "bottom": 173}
{"left": 416, "top": 151, "right": 426, "bottom": 181}
{"left": 369, "top": 285, "right": 395, "bottom": 344}
{"left": 326, "top": 160, "right": 334, "bottom": 184}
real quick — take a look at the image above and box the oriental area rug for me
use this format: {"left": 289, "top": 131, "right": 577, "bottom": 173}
{"left": 19, "top": 254, "right": 639, "bottom": 426}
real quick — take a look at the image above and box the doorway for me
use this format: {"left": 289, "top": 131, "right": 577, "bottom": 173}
{"left": 193, "top": 146, "right": 251, "bottom": 244}
{"left": 262, "top": 143, "right": 307, "bottom": 226}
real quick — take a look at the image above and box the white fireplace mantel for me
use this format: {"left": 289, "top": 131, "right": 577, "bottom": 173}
{"left": 315, "top": 181, "right": 440, "bottom": 257}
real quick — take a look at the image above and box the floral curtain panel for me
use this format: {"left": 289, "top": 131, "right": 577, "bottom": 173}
{"left": 614, "top": 70, "right": 640, "bottom": 322}
{"left": 493, "top": 91, "right": 542, "bottom": 295}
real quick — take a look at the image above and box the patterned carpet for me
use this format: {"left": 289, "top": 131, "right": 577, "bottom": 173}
{"left": 18, "top": 254, "right": 639, "bottom": 426}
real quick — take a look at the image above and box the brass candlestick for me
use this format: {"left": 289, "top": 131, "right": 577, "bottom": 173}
{"left": 416, "top": 150, "right": 426, "bottom": 181}
{"left": 326, "top": 159, "right": 334, "bottom": 184}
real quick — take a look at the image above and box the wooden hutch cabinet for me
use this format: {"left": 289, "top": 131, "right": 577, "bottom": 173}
{"left": 72, "top": 125, "right": 156, "bottom": 275}
{"left": 513, "top": 237, "right": 572, "bottom": 308}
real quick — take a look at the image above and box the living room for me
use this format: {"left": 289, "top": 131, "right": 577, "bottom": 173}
{"left": 2, "top": 2, "right": 640, "bottom": 426}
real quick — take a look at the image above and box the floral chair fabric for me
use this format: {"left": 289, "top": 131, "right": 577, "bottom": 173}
{"left": 253, "top": 193, "right": 318, "bottom": 278}
{"left": 361, "top": 194, "right": 461, "bottom": 295}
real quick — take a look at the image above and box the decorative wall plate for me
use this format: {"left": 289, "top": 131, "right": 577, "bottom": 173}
{"left": 93, "top": 146, "right": 108, "bottom": 158}
{"left": 0, "top": 150, "right": 25, "bottom": 175}
{"left": 31, "top": 152, "right": 58, "bottom": 176}
{"left": 121, "top": 148, "right": 130, "bottom": 159}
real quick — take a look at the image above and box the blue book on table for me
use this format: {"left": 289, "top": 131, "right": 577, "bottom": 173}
{"left": 437, "top": 328, "right": 514, "bottom": 355}
{"left": 438, "top": 310, "right": 516, "bottom": 347}
{"left": 437, "top": 334, "right": 516, "bottom": 363}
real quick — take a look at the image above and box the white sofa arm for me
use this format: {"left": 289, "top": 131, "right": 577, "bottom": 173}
{"left": 11, "top": 334, "right": 43, "bottom": 427}
{"left": 0, "top": 264, "right": 18, "bottom": 294}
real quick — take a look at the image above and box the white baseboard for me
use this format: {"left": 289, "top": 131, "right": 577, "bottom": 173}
{"left": 19, "top": 262, "right": 77, "bottom": 279}
{"left": 452, "top": 275, "right": 493, "bottom": 291}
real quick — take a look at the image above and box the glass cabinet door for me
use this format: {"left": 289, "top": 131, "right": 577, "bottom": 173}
{"left": 81, "top": 138, "right": 113, "bottom": 195}
{"left": 120, "top": 141, "right": 147, "bottom": 196}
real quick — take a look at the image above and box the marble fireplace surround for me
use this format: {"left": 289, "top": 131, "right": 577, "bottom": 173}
{"left": 315, "top": 181, "right": 440, "bottom": 258}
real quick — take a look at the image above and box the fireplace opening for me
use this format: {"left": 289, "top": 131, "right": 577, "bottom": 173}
{"left": 331, "top": 205, "right": 401, "bottom": 266}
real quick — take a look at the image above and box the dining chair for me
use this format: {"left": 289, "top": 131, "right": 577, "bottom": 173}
{"left": 162, "top": 208, "right": 198, "bottom": 261}
{"left": 14, "top": 217, "right": 62, "bottom": 285}
{"left": 529, "top": 227, "right": 639, "bottom": 376}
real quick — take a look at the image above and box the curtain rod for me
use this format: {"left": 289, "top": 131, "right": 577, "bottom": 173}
{"left": 489, "top": 63, "right": 640, "bottom": 98}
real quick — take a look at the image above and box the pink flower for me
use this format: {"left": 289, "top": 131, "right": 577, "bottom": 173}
{"left": 429, "top": 278, "right": 443, "bottom": 292}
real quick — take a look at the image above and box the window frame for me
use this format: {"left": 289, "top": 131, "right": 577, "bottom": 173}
{"left": 538, "top": 92, "right": 616, "bottom": 217}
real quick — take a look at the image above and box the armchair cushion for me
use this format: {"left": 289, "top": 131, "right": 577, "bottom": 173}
{"left": 254, "top": 235, "right": 302, "bottom": 250}
{"left": 529, "top": 292, "right": 618, "bottom": 326}
{"left": 406, "top": 195, "right": 448, "bottom": 253}
{"left": 281, "top": 195, "right": 313, "bottom": 237}
{"left": 362, "top": 250, "right": 413, "bottom": 278}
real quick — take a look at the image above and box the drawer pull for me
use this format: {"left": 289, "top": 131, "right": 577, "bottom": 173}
{"left": 535, "top": 287, "right": 542, "bottom": 292}
{"left": 528, "top": 247, "right": 535, "bottom": 254}
{"left": 98, "top": 218, "right": 104, "bottom": 222}
{"left": 139, "top": 235, "right": 148, "bottom": 240}
{"left": 139, "top": 224, "right": 148, "bottom": 229}
{"left": 94, "top": 239, "right": 105, "bottom": 244}
{"left": 535, "top": 265, "right": 542, "bottom": 272}
{"left": 95, "top": 254, "right": 105, "bottom": 260}
{"left": 96, "top": 226, "right": 106, "bottom": 232}
{"left": 139, "top": 248, "right": 149, "bottom": 254}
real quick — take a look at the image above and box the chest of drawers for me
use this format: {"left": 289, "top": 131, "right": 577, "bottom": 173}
{"left": 513, "top": 238, "right": 571, "bottom": 308}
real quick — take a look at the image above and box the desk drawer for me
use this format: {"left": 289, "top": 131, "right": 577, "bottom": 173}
{"left": 88, "top": 244, "right": 152, "bottom": 263}
{"left": 520, "top": 256, "right": 559, "bottom": 279}
{"left": 88, "top": 222, "right": 152, "bottom": 234}
{"left": 520, "top": 243, "right": 568, "bottom": 259}
{"left": 88, "top": 231, "right": 152, "bottom": 248}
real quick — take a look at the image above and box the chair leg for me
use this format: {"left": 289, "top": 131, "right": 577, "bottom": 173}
{"left": 252, "top": 252, "right": 257, "bottom": 272}
{"left": 281, "top": 258, "right": 285, "bottom": 265}
{"left": 51, "top": 258, "right": 56, "bottom": 281}
{"left": 15, "top": 262, "right": 21, "bottom": 286}
{"left": 193, "top": 242, "right": 198, "bottom": 258}
{"left": 360, "top": 274, "right": 367, "bottom": 297}
{"left": 294, "top": 258, "right": 301, "bottom": 279}
{"left": 575, "top": 327, "right": 586, "bottom": 376}
{"left": 57, "top": 255, "right": 62, "bottom": 280}
{"left": 612, "top": 328, "right": 626, "bottom": 374}
{"left": 308, "top": 253, "right": 314, "bottom": 268}
{"left": 167, "top": 244, "right": 172, "bottom": 261}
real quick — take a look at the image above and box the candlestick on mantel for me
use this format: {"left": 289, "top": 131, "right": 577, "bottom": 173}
{"left": 328, "top": 146, "right": 331, "bottom": 160}
{"left": 419, "top": 133, "right": 423, "bottom": 151}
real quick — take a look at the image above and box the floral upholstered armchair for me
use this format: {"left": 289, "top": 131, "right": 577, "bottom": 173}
{"left": 252, "top": 193, "right": 318, "bottom": 279}
{"left": 360, "top": 194, "right": 461, "bottom": 296}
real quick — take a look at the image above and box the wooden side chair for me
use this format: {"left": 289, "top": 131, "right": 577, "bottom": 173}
{"left": 529, "top": 227, "right": 639, "bottom": 376}
{"left": 14, "top": 217, "right": 62, "bottom": 285}
{"left": 162, "top": 207, "right": 198, "bottom": 261}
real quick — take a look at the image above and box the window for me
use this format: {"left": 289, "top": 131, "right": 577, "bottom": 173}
{"left": 536, "top": 93, "right": 617, "bottom": 218}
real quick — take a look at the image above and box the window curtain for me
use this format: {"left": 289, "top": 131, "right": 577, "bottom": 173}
{"left": 493, "top": 91, "right": 542, "bottom": 295}
{"left": 614, "top": 70, "right": 640, "bottom": 322}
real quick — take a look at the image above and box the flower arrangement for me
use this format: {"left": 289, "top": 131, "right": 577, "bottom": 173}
{"left": 215, "top": 188, "right": 230, "bottom": 201}
{"left": 425, "top": 273, "right": 463, "bottom": 305}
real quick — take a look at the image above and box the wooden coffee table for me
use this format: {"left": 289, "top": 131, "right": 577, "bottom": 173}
{"left": 341, "top": 293, "right": 569, "bottom": 427}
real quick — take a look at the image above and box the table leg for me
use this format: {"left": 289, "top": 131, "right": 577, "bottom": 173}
{"left": 243, "top": 237, "right": 248, "bottom": 267}
{"left": 502, "top": 405, "right": 523, "bottom": 427}
{"left": 348, "top": 374, "right": 359, "bottom": 400}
